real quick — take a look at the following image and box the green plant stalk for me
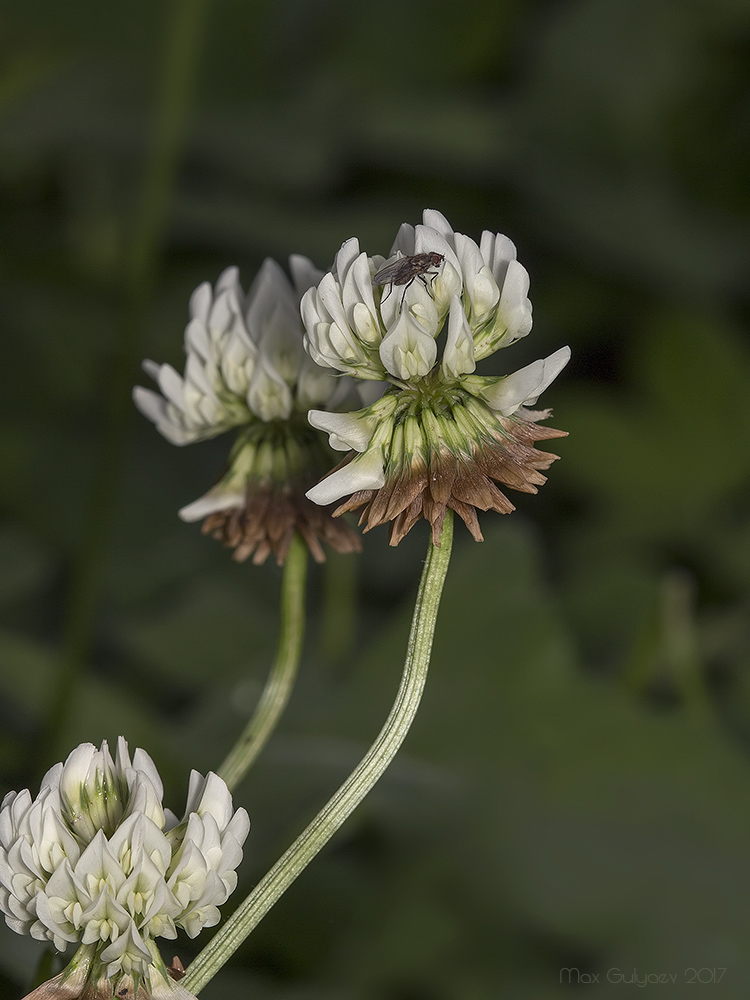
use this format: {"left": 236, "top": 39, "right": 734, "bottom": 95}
{"left": 218, "top": 534, "right": 308, "bottom": 790}
{"left": 38, "top": 0, "right": 208, "bottom": 773}
{"left": 183, "top": 511, "right": 454, "bottom": 995}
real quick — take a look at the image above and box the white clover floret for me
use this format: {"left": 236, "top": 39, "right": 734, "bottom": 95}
{"left": 133, "top": 260, "right": 364, "bottom": 566}
{"left": 0, "top": 739, "right": 250, "bottom": 983}
{"left": 134, "top": 261, "right": 337, "bottom": 447}
{"left": 300, "top": 210, "right": 570, "bottom": 545}
{"left": 301, "top": 210, "right": 538, "bottom": 386}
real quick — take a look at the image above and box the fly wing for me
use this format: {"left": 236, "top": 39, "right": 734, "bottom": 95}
{"left": 372, "top": 256, "right": 407, "bottom": 286}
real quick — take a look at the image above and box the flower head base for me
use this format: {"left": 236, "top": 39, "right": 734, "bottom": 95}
{"left": 0, "top": 739, "right": 250, "bottom": 994}
{"left": 20, "top": 942, "right": 199, "bottom": 1000}
{"left": 301, "top": 211, "right": 569, "bottom": 544}
{"left": 134, "top": 261, "right": 361, "bottom": 565}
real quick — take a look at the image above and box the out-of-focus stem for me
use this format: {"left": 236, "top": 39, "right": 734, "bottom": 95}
{"left": 218, "top": 534, "right": 308, "bottom": 790}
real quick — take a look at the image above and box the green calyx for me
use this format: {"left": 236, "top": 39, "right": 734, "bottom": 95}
{"left": 227, "top": 416, "right": 333, "bottom": 488}
{"left": 380, "top": 378, "right": 498, "bottom": 464}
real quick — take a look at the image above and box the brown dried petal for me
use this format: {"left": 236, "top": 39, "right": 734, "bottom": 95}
{"left": 447, "top": 498, "right": 484, "bottom": 542}
{"left": 202, "top": 483, "right": 361, "bottom": 565}
{"left": 326, "top": 411, "right": 566, "bottom": 546}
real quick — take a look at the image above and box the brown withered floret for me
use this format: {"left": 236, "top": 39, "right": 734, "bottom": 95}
{"left": 332, "top": 410, "right": 566, "bottom": 546}
{"left": 202, "top": 482, "right": 361, "bottom": 565}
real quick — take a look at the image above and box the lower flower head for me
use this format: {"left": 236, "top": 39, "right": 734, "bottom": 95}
{"left": 0, "top": 739, "right": 250, "bottom": 985}
{"left": 134, "top": 260, "right": 361, "bottom": 564}
{"left": 301, "top": 211, "right": 570, "bottom": 544}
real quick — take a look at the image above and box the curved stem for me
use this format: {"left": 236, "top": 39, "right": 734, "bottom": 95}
{"left": 218, "top": 534, "right": 308, "bottom": 790}
{"left": 183, "top": 512, "right": 454, "bottom": 995}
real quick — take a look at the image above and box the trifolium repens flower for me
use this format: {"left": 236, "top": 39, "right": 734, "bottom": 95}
{"left": 134, "top": 260, "right": 361, "bottom": 565}
{"left": 0, "top": 738, "right": 249, "bottom": 1000}
{"left": 301, "top": 210, "right": 569, "bottom": 544}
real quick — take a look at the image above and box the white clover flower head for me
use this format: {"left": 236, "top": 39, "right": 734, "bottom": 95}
{"left": 134, "top": 260, "right": 362, "bottom": 565}
{"left": 301, "top": 210, "right": 570, "bottom": 545}
{"left": 0, "top": 739, "right": 250, "bottom": 1000}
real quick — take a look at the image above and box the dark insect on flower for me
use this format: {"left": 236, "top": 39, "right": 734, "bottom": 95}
{"left": 373, "top": 252, "right": 445, "bottom": 303}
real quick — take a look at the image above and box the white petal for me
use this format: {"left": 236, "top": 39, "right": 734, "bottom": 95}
{"left": 156, "top": 365, "right": 188, "bottom": 412}
{"left": 207, "top": 290, "right": 234, "bottom": 335}
{"left": 224, "top": 807, "right": 251, "bottom": 849}
{"left": 453, "top": 231, "right": 484, "bottom": 282}
{"left": 306, "top": 449, "right": 386, "bottom": 505}
{"left": 257, "top": 300, "right": 305, "bottom": 384}
{"left": 131, "top": 747, "right": 164, "bottom": 801}
{"left": 421, "top": 209, "right": 454, "bottom": 242}
{"left": 185, "top": 353, "right": 219, "bottom": 400}
{"left": 480, "top": 347, "right": 571, "bottom": 415}
{"left": 479, "top": 230, "right": 517, "bottom": 287}
{"left": 178, "top": 490, "right": 244, "bottom": 522}
{"left": 142, "top": 358, "right": 161, "bottom": 381}
{"left": 308, "top": 409, "right": 376, "bottom": 453}
{"left": 343, "top": 253, "right": 380, "bottom": 336}
{"left": 389, "top": 222, "right": 415, "bottom": 256}
{"left": 300, "top": 285, "right": 323, "bottom": 331}
{"left": 221, "top": 326, "right": 257, "bottom": 394}
{"left": 59, "top": 744, "right": 97, "bottom": 803}
{"left": 316, "top": 272, "right": 353, "bottom": 340}
{"left": 296, "top": 360, "right": 340, "bottom": 409}
{"left": 352, "top": 301, "right": 381, "bottom": 346}
{"left": 328, "top": 321, "right": 364, "bottom": 367}
{"left": 334, "top": 238, "right": 361, "bottom": 287}
{"left": 151, "top": 420, "right": 197, "bottom": 447}
{"left": 132, "top": 386, "right": 169, "bottom": 426}
{"left": 497, "top": 258, "right": 532, "bottom": 341}
{"left": 289, "top": 254, "right": 324, "bottom": 296}
{"left": 379, "top": 310, "right": 437, "bottom": 380}
{"left": 215, "top": 265, "right": 241, "bottom": 295}
{"left": 189, "top": 282, "right": 212, "bottom": 324}
{"left": 100, "top": 921, "right": 152, "bottom": 978}
{"left": 184, "top": 317, "right": 211, "bottom": 361}
{"left": 192, "top": 772, "right": 234, "bottom": 830}
{"left": 455, "top": 233, "right": 499, "bottom": 319}
{"left": 441, "top": 297, "right": 476, "bottom": 379}
{"left": 247, "top": 355, "right": 294, "bottom": 421}
{"left": 303, "top": 332, "right": 336, "bottom": 370}
{"left": 246, "top": 258, "right": 295, "bottom": 343}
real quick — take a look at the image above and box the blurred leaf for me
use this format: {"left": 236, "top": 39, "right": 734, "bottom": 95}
{"left": 0, "top": 526, "right": 52, "bottom": 605}
{"left": 557, "top": 312, "right": 750, "bottom": 538}
{"left": 0, "top": 628, "right": 54, "bottom": 717}
{"left": 326, "top": 522, "right": 750, "bottom": 985}
{"left": 119, "top": 574, "right": 277, "bottom": 684}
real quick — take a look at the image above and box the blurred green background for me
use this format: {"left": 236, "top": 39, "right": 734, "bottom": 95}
{"left": 2, "top": 0, "right": 750, "bottom": 996}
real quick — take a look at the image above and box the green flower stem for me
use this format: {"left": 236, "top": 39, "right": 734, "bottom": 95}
{"left": 183, "top": 511, "right": 454, "bottom": 995}
{"left": 218, "top": 534, "right": 309, "bottom": 790}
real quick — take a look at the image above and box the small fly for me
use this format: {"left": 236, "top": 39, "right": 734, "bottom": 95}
{"left": 372, "top": 251, "right": 445, "bottom": 306}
